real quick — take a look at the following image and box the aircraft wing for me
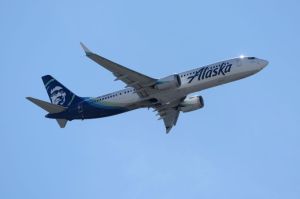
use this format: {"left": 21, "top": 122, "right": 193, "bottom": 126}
{"left": 80, "top": 42, "right": 157, "bottom": 97}
{"left": 157, "top": 108, "right": 180, "bottom": 133}
{"left": 153, "top": 97, "right": 184, "bottom": 133}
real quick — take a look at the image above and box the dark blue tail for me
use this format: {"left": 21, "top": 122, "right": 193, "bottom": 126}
{"left": 42, "top": 75, "right": 82, "bottom": 107}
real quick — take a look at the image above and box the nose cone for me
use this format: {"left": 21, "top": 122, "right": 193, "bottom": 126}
{"left": 258, "top": 59, "right": 269, "bottom": 69}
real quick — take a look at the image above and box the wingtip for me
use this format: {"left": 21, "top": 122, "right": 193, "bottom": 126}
{"left": 166, "top": 126, "right": 172, "bottom": 134}
{"left": 26, "top": 96, "right": 39, "bottom": 104}
{"left": 80, "top": 42, "right": 92, "bottom": 55}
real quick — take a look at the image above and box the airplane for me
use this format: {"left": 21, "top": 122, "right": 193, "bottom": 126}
{"left": 27, "top": 43, "right": 268, "bottom": 133}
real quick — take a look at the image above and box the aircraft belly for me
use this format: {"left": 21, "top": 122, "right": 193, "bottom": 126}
{"left": 72, "top": 99, "right": 133, "bottom": 119}
{"left": 150, "top": 89, "right": 186, "bottom": 103}
{"left": 83, "top": 108, "right": 129, "bottom": 119}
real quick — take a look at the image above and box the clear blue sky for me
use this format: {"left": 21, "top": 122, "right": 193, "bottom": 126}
{"left": 1, "top": 0, "right": 300, "bottom": 198}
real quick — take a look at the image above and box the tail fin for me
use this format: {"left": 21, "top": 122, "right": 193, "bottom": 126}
{"left": 42, "top": 75, "right": 82, "bottom": 107}
{"left": 26, "top": 97, "right": 68, "bottom": 128}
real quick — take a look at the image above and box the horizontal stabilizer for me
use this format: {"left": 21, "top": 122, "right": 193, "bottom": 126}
{"left": 56, "top": 119, "right": 67, "bottom": 128}
{"left": 26, "top": 97, "right": 66, "bottom": 113}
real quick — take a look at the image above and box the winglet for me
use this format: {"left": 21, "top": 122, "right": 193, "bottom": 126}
{"left": 80, "top": 42, "right": 93, "bottom": 55}
{"left": 166, "top": 126, "right": 172, "bottom": 134}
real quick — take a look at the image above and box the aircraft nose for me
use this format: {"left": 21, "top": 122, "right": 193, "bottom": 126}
{"left": 258, "top": 59, "right": 269, "bottom": 68}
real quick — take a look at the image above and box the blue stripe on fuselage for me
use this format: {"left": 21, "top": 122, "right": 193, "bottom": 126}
{"left": 46, "top": 99, "right": 130, "bottom": 120}
{"left": 81, "top": 100, "right": 129, "bottom": 119}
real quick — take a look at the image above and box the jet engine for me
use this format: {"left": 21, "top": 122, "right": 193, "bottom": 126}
{"left": 154, "top": 74, "right": 181, "bottom": 90}
{"left": 179, "top": 96, "right": 204, "bottom": 113}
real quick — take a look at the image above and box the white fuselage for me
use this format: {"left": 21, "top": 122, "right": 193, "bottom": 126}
{"left": 88, "top": 57, "right": 268, "bottom": 109}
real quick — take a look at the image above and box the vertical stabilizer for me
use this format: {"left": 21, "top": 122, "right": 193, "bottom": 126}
{"left": 42, "top": 75, "right": 82, "bottom": 107}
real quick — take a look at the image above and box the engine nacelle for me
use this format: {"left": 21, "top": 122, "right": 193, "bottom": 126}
{"left": 179, "top": 96, "right": 204, "bottom": 113}
{"left": 154, "top": 74, "right": 181, "bottom": 90}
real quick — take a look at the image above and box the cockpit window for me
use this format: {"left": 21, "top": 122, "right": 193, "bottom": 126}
{"left": 247, "top": 57, "right": 256, "bottom": 60}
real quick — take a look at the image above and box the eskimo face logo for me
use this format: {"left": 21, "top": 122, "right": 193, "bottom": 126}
{"left": 50, "top": 86, "right": 66, "bottom": 105}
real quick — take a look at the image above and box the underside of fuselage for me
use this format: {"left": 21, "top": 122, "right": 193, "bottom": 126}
{"left": 46, "top": 101, "right": 132, "bottom": 120}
